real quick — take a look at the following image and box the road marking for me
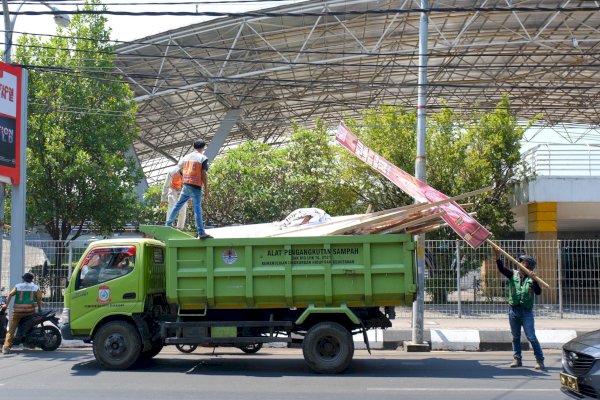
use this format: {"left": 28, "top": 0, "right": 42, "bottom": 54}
{"left": 368, "top": 388, "right": 555, "bottom": 392}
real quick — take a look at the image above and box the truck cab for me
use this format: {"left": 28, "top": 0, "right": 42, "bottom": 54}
{"left": 61, "top": 238, "right": 167, "bottom": 359}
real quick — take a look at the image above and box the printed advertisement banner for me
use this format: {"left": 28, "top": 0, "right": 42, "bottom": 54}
{"left": 336, "top": 121, "right": 490, "bottom": 248}
{"left": 0, "top": 62, "right": 22, "bottom": 184}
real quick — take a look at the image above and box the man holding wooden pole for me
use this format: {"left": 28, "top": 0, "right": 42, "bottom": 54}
{"left": 493, "top": 247, "right": 545, "bottom": 371}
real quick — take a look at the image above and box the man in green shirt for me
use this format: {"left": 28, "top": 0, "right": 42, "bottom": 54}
{"left": 494, "top": 248, "right": 545, "bottom": 371}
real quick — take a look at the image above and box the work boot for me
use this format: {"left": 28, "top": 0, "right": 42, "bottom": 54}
{"left": 510, "top": 359, "right": 522, "bottom": 368}
{"left": 535, "top": 360, "right": 546, "bottom": 371}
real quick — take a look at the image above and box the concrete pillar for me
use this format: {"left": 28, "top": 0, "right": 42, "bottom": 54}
{"left": 526, "top": 202, "right": 558, "bottom": 240}
{"left": 526, "top": 202, "right": 558, "bottom": 304}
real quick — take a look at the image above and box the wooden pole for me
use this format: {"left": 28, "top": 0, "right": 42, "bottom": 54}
{"left": 487, "top": 239, "right": 550, "bottom": 288}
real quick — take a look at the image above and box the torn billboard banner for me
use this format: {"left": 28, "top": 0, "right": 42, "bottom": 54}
{"left": 335, "top": 121, "right": 490, "bottom": 249}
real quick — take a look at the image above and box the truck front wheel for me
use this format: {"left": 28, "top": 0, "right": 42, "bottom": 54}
{"left": 93, "top": 321, "right": 141, "bottom": 369}
{"left": 302, "top": 322, "right": 354, "bottom": 374}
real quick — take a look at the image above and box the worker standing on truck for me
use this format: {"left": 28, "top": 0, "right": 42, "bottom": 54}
{"left": 161, "top": 166, "right": 186, "bottom": 229}
{"left": 165, "top": 139, "right": 212, "bottom": 239}
{"left": 493, "top": 248, "right": 545, "bottom": 371}
{"left": 2, "top": 273, "right": 43, "bottom": 354}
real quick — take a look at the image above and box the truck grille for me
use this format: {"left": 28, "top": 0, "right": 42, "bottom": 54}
{"left": 564, "top": 350, "right": 596, "bottom": 375}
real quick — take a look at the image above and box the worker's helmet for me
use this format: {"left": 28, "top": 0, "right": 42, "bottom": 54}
{"left": 518, "top": 255, "right": 537, "bottom": 270}
{"left": 22, "top": 272, "right": 34, "bottom": 282}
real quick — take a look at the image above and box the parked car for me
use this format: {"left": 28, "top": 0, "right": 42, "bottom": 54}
{"left": 561, "top": 330, "right": 600, "bottom": 399}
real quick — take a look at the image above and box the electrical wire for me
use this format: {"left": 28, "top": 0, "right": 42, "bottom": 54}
{"left": 5, "top": 29, "right": 600, "bottom": 61}
{"left": 7, "top": 5, "right": 600, "bottom": 18}
{"left": 14, "top": 0, "right": 299, "bottom": 4}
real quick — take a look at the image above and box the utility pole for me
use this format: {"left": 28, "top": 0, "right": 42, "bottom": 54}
{"left": 408, "top": 0, "right": 430, "bottom": 352}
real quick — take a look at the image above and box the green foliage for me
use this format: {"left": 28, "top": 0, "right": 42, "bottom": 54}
{"left": 204, "top": 122, "right": 357, "bottom": 225}
{"left": 136, "top": 182, "right": 195, "bottom": 231}
{"left": 340, "top": 106, "right": 417, "bottom": 211}
{"left": 15, "top": 0, "right": 142, "bottom": 240}
{"left": 135, "top": 184, "right": 164, "bottom": 225}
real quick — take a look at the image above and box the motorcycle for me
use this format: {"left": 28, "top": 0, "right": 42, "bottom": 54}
{"left": 0, "top": 296, "right": 62, "bottom": 351}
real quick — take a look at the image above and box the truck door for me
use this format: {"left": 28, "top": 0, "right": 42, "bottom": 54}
{"left": 69, "top": 246, "right": 141, "bottom": 333}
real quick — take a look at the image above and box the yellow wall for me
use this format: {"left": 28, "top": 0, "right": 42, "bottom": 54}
{"left": 526, "top": 202, "right": 557, "bottom": 302}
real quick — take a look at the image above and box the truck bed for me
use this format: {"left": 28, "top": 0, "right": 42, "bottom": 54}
{"left": 141, "top": 226, "right": 416, "bottom": 311}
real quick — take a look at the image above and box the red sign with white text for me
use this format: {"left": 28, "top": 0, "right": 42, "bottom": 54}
{"left": 0, "top": 62, "right": 22, "bottom": 184}
{"left": 336, "top": 121, "right": 490, "bottom": 248}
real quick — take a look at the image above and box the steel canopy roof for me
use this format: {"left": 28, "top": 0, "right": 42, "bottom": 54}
{"left": 114, "top": 0, "right": 600, "bottom": 184}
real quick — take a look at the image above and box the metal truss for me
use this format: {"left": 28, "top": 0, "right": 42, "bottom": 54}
{"left": 114, "top": 0, "right": 600, "bottom": 185}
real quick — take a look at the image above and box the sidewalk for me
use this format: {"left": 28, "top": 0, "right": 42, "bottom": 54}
{"left": 362, "top": 317, "right": 600, "bottom": 351}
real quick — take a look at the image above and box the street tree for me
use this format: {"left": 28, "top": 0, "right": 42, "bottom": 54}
{"left": 15, "top": 0, "right": 142, "bottom": 242}
{"left": 202, "top": 122, "right": 356, "bottom": 226}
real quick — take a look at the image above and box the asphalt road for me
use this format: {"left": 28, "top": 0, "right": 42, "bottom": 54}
{"left": 0, "top": 348, "right": 566, "bottom": 400}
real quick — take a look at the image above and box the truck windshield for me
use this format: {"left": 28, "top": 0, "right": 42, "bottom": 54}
{"left": 77, "top": 246, "right": 136, "bottom": 290}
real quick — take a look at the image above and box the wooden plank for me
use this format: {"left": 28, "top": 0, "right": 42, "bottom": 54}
{"left": 487, "top": 239, "right": 550, "bottom": 288}
{"left": 270, "top": 186, "right": 491, "bottom": 237}
{"left": 378, "top": 212, "right": 446, "bottom": 234}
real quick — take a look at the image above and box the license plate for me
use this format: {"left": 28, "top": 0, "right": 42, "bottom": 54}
{"left": 560, "top": 372, "right": 580, "bottom": 393}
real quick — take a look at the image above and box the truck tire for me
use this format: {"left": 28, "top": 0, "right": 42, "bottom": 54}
{"left": 175, "top": 344, "right": 198, "bottom": 353}
{"left": 239, "top": 343, "right": 263, "bottom": 354}
{"left": 141, "top": 339, "right": 164, "bottom": 359}
{"left": 40, "top": 326, "right": 62, "bottom": 351}
{"left": 93, "top": 321, "right": 142, "bottom": 369}
{"left": 302, "top": 322, "right": 354, "bottom": 374}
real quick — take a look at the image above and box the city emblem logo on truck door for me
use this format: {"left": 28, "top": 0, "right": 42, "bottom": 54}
{"left": 222, "top": 248, "right": 238, "bottom": 264}
{"left": 97, "top": 285, "right": 111, "bottom": 304}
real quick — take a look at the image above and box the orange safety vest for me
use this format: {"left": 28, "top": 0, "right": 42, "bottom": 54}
{"left": 179, "top": 152, "right": 208, "bottom": 187}
{"left": 169, "top": 171, "right": 183, "bottom": 190}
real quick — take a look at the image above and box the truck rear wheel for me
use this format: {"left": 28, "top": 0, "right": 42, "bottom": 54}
{"left": 302, "top": 322, "right": 354, "bottom": 374}
{"left": 93, "top": 321, "right": 141, "bottom": 369}
{"left": 239, "top": 343, "right": 263, "bottom": 354}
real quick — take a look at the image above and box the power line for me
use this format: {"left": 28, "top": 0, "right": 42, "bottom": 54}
{"left": 8, "top": 5, "right": 600, "bottom": 18}
{"left": 16, "top": 0, "right": 298, "bottom": 4}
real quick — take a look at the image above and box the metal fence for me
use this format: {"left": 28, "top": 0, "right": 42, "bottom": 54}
{"left": 397, "top": 239, "right": 600, "bottom": 319}
{"left": 0, "top": 240, "right": 90, "bottom": 311}
{"left": 1, "top": 239, "right": 599, "bottom": 319}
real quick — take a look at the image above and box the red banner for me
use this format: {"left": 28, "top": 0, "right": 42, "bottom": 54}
{"left": 336, "top": 121, "right": 490, "bottom": 248}
{"left": 0, "top": 62, "right": 22, "bottom": 184}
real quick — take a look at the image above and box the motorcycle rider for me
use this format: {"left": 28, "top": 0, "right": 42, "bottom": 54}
{"left": 2, "top": 272, "right": 42, "bottom": 354}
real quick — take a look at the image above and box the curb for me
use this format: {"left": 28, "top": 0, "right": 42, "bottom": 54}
{"left": 379, "top": 328, "right": 583, "bottom": 351}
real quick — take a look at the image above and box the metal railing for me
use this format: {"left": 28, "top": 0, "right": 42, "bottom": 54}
{"left": 0, "top": 240, "right": 90, "bottom": 311}
{"left": 1, "top": 239, "right": 599, "bottom": 319}
{"left": 522, "top": 143, "right": 600, "bottom": 176}
{"left": 398, "top": 239, "right": 600, "bottom": 319}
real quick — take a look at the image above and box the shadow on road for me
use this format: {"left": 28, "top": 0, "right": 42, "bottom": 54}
{"left": 63, "top": 349, "right": 559, "bottom": 379}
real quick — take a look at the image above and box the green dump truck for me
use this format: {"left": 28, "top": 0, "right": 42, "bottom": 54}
{"left": 61, "top": 226, "right": 416, "bottom": 373}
